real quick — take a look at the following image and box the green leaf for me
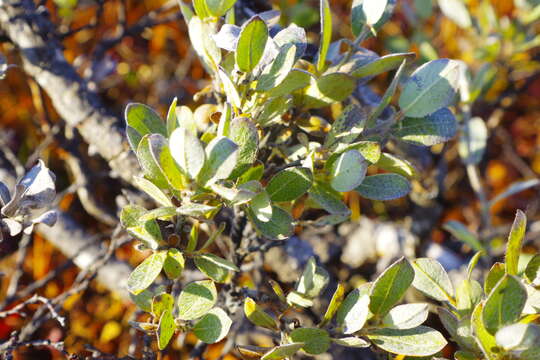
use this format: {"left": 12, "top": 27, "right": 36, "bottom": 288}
{"left": 317, "top": 0, "right": 332, "bottom": 72}
{"left": 369, "top": 257, "right": 414, "bottom": 316}
{"left": 157, "top": 309, "right": 175, "bottom": 350}
{"left": 352, "top": 0, "right": 389, "bottom": 31}
{"left": 205, "top": 0, "right": 237, "bottom": 17}
{"left": 218, "top": 68, "right": 242, "bottom": 108}
{"left": 197, "top": 136, "right": 238, "bottom": 186}
{"left": 506, "top": 209, "right": 527, "bottom": 276}
{"left": 411, "top": 258, "right": 454, "bottom": 302}
{"left": 238, "top": 162, "right": 264, "bottom": 184}
{"left": 120, "top": 204, "right": 147, "bottom": 228}
{"left": 138, "top": 207, "right": 177, "bottom": 222}
{"left": 199, "top": 222, "right": 226, "bottom": 251}
{"left": 367, "top": 326, "right": 447, "bottom": 356}
{"left": 236, "top": 16, "right": 268, "bottom": 73}
{"left": 177, "top": 280, "right": 217, "bottom": 320}
{"left": 391, "top": 108, "right": 457, "bottom": 146}
{"left": 193, "top": 0, "right": 211, "bottom": 19}
{"left": 443, "top": 221, "right": 485, "bottom": 253}
{"left": 467, "top": 250, "right": 484, "bottom": 279}
{"left": 177, "top": 203, "right": 219, "bottom": 217}
{"left": 136, "top": 135, "right": 170, "bottom": 189}
{"left": 257, "top": 44, "right": 297, "bottom": 91}
{"left": 330, "top": 141, "right": 381, "bottom": 165}
{"left": 244, "top": 297, "right": 278, "bottom": 330}
{"left": 352, "top": 52, "right": 415, "bottom": 78}
{"left": 265, "top": 69, "right": 311, "bottom": 98}
{"left": 355, "top": 174, "right": 411, "bottom": 201}
{"left": 247, "top": 205, "right": 293, "bottom": 240}
{"left": 273, "top": 24, "right": 307, "bottom": 61}
{"left": 166, "top": 98, "right": 178, "bottom": 136}
{"left": 320, "top": 283, "right": 345, "bottom": 327}
{"left": 483, "top": 275, "right": 527, "bottom": 334}
{"left": 484, "top": 262, "right": 505, "bottom": 295}
{"left": 125, "top": 103, "right": 166, "bottom": 152}
{"left": 398, "top": 59, "right": 460, "bottom": 118}
{"left": 302, "top": 73, "right": 356, "bottom": 108}
{"left": 296, "top": 257, "right": 329, "bottom": 299}
{"left": 261, "top": 343, "right": 304, "bottom": 360}
{"left": 194, "top": 253, "right": 239, "bottom": 283}
{"left": 331, "top": 337, "right": 370, "bottom": 348}
{"left": 127, "top": 251, "right": 167, "bottom": 295}
{"left": 336, "top": 284, "right": 371, "bottom": 334}
{"left": 126, "top": 219, "right": 163, "bottom": 250}
{"left": 229, "top": 118, "right": 259, "bottom": 179}
{"left": 495, "top": 323, "right": 540, "bottom": 351}
{"left": 368, "top": 58, "right": 407, "bottom": 125}
{"left": 375, "top": 153, "right": 417, "bottom": 179}
{"left": 193, "top": 307, "right": 233, "bottom": 344}
{"left": 382, "top": 303, "right": 429, "bottom": 329}
{"left": 163, "top": 248, "right": 185, "bottom": 279}
{"left": 250, "top": 191, "right": 273, "bottom": 222}
{"left": 458, "top": 117, "right": 487, "bottom": 165}
{"left": 130, "top": 285, "right": 165, "bottom": 313}
{"left": 525, "top": 254, "right": 540, "bottom": 286}
{"left": 325, "top": 104, "right": 367, "bottom": 149}
{"left": 290, "top": 328, "right": 331, "bottom": 355}
{"left": 309, "top": 181, "right": 350, "bottom": 215}
{"left": 188, "top": 16, "right": 221, "bottom": 71}
{"left": 170, "top": 127, "right": 206, "bottom": 180}
{"left": 456, "top": 279, "right": 483, "bottom": 315}
{"left": 471, "top": 302, "right": 498, "bottom": 360}
{"left": 330, "top": 150, "right": 368, "bottom": 192}
{"left": 266, "top": 167, "right": 313, "bottom": 202}
{"left": 152, "top": 293, "right": 174, "bottom": 318}
{"left": 286, "top": 291, "right": 314, "bottom": 308}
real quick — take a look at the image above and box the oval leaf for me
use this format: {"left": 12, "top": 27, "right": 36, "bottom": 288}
{"left": 236, "top": 16, "right": 268, "bottom": 73}
{"left": 367, "top": 326, "right": 447, "bottom": 356}
{"left": 193, "top": 307, "right": 232, "bottom": 344}
{"left": 266, "top": 167, "right": 313, "bottom": 202}
{"left": 330, "top": 150, "right": 368, "bottom": 192}
{"left": 177, "top": 280, "right": 218, "bottom": 320}
{"left": 127, "top": 251, "right": 167, "bottom": 295}
{"left": 369, "top": 257, "right": 414, "bottom": 316}
{"left": 290, "top": 328, "right": 331, "bottom": 355}
{"left": 392, "top": 107, "right": 457, "bottom": 146}
{"left": 355, "top": 174, "right": 411, "bottom": 201}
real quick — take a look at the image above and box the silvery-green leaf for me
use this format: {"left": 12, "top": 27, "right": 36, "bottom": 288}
{"left": 484, "top": 262, "right": 505, "bottom": 295}
{"left": 355, "top": 174, "right": 411, "bottom": 201}
{"left": 125, "top": 103, "right": 166, "bottom": 152}
{"left": 456, "top": 279, "right": 483, "bottom": 315}
{"left": 176, "top": 280, "right": 217, "bottom": 320}
{"left": 170, "top": 127, "right": 205, "bottom": 180}
{"left": 399, "top": 59, "right": 461, "bottom": 118}
{"left": 336, "top": 283, "right": 371, "bottom": 334}
{"left": 438, "top": 0, "right": 472, "bottom": 28}
{"left": 352, "top": 52, "right": 415, "bottom": 78}
{"left": 138, "top": 207, "right": 176, "bottom": 222}
{"left": 265, "top": 69, "right": 311, "bottom": 98}
{"left": 525, "top": 254, "right": 540, "bottom": 286}
{"left": 250, "top": 191, "right": 272, "bottom": 222}
{"left": 218, "top": 68, "right": 242, "bottom": 108}
{"left": 368, "top": 58, "right": 407, "bottom": 125}
{"left": 261, "top": 343, "right": 304, "bottom": 360}
{"left": 325, "top": 104, "right": 367, "bottom": 149}
{"left": 302, "top": 73, "right": 356, "bottom": 108}
{"left": 524, "top": 283, "right": 540, "bottom": 315}
{"left": 351, "top": 0, "right": 396, "bottom": 35}
{"left": 130, "top": 285, "right": 165, "bottom": 313}
{"left": 2, "top": 160, "right": 56, "bottom": 216}
{"left": 367, "top": 326, "right": 447, "bottom": 356}
{"left": 133, "top": 176, "right": 172, "bottom": 207}
{"left": 489, "top": 179, "right": 540, "bottom": 209}
{"left": 369, "top": 257, "right": 414, "bottom": 316}
{"left": 443, "top": 220, "right": 484, "bottom": 252}
{"left": 382, "top": 303, "right": 429, "bottom": 329}
{"left": 375, "top": 153, "right": 417, "bottom": 179}
{"left": 505, "top": 209, "right": 527, "bottom": 276}
{"left": 236, "top": 16, "right": 268, "bottom": 73}
{"left": 229, "top": 117, "right": 259, "bottom": 178}
{"left": 194, "top": 307, "right": 232, "bottom": 344}
{"left": 166, "top": 98, "right": 178, "bottom": 136}
{"left": 194, "top": 253, "right": 238, "bottom": 283}
{"left": 177, "top": 203, "right": 219, "bottom": 217}
{"left": 471, "top": 302, "right": 498, "bottom": 359}
{"left": 330, "top": 150, "right": 368, "bottom": 192}
{"left": 127, "top": 251, "right": 167, "bottom": 295}
{"left": 244, "top": 297, "right": 279, "bottom": 330}
{"left": 248, "top": 205, "right": 293, "bottom": 240}
{"left": 136, "top": 134, "right": 169, "bottom": 189}
{"left": 286, "top": 290, "right": 314, "bottom": 308}
{"left": 495, "top": 323, "right": 540, "bottom": 351}
{"left": 213, "top": 24, "right": 240, "bottom": 51}
{"left": 459, "top": 116, "right": 487, "bottom": 165}
{"left": 266, "top": 167, "right": 312, "bottom": 202}
{"left": 273, "top": 24, "right": 307, "bottom": 61}
{"left": 309, "top": 181, "right": 350, "bottom": 215}
{"left": 157, "top": 309, "right": 175, "bottom": 350}
{"left": 126, "top": 219, "right": 162, "bottom": 250}
{"left": 411, "top": 258, "right": 454, "bottom": 302}
{"left": 256, "top": 44, "right": 297, "bottom": 92}
{"left": 296, "top": 257, "right": 329, "bottom": 298}
{"left": 197, "top": 136, "right": 238, "bottom": 186}
{"left": 332, "top": 337, "right": 370, "bottom": 348}
{"left": 205, "top": 0, "right": 237, "bottom": 18}
{"left": 188, "top": 16, "right": 221, "bottom": 72}
{"left": 392, "top": 108, "right": 457, "bottom": 146}
{"left": 290, "top": 328, "right": 331, "bottom": 355}
{"left": 163, "top": 248, "right": 185, "bottom": 279}
{"left": 482, "top": 275, "right": 527, "bottom": 334}
{"left": 317, "top": 0, "right": 332, "bottom": 72}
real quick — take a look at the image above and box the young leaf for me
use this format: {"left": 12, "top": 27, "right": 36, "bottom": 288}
{"left": 505, "top": 209, "right": 527, "bottom": 276}
{"left": 236, "top": 16, "right": 268, "bottom": 73}
{"left": 247, "top": 205, "right": 294, "bottom": 240}
{"left": 456, "top": 279, "right": 483, "bottom": 315}
{"left": 320, "top": 283, "right": 345, "bottom": 327}
{"left": 157, "top": 309, "right": 175, "bottom": 350}
{"left": 194, "top": 253, "right": 239, "bottom": 283}
{"left": 163, "top": 248, "right": 185, "bottom": 279}
{"left": 152, "top": 293, "right": 174, "bottom": 318}
{"left": 290, "top": 328, "right": 331, "bottom": 355}
{"left": 368, "top": 58, "right": 407, "bottom": 125}
{"left": 484, "top": 262, "right": 505, "bottom": 295}
{"left": 303, "top": 73, "right": 356, "bottom": 108}
{"left": 205, "top": 0, "right": 237, "bottom": 18}
{"left": 244, "top": 297, "right": 278, "bottom": 330}
{"left": 336, "top": 284, "right": 371, "bottom": 334}
{"left": 213, "top": 24, "right": 240, "bottom": 51}
{"left": 398, "top": 59, "right": 460, "bottom": 118}
{"left": 176, "top": 280, "right": 217, "bottom": 320}
{"left": 351, "top": 0, "right": 389, "bottom": 33}
{"left": 482, "top": 275, "right": 527, "bottom": 334}
{"left": 471, "top": 303, "right": 498, "bottom": 360}
{"left": 197, "top": 136, "right": 238, "bottom": 186}
{"left": 170, "top": 127, "right": 206, "bottom": 180}
{"left": 136, "top": 135, "right": 169, "bottom": 189}
{"left": 330, "top": 150, "right": 368, "bottom": 192}
{"left": 126, "top": 219, "right": 163, "bottom": 250}
{"left": 273, "top": 24, "right": 307, "bottom": 61}
{"left": 265, "top": 69, "right": 311, "bottom": 98}
{"left": 257, "top": 44, "right": 297, "bottom": 91}
{"left": 382, "top": 303, "right": 429, "bottom": 329}
{"left": 130, "top": 286, "right": 164, "bottom": 313}
{"left": 127, "top": 251, "right": 167, "bottom": 295}
{"left": 352, "top": 52, "right": 415, "bottom": 78}
{"left": 391, "top": 108, "right": 457, "bottom": 146}
{"left": 317, "top": 0, "right": 332, "bottom": 72}
{"left": 331, "top": 337, "right": 370, "bottom": 348}
{"left": 177, "top": 203, "right": 219, "bottom": 217}
{"left": 125, "top": 103, "right": 166, "bottom": 152}
{"left": 229, "top": 117, "right": 259, "bottom": 179}
{"left": 218, "top": 68, "right": 242, "bottom": 108}
{"left": 250, "top": 191, "right": 273, "bottom": 222}
{"left": 193, "top": 307, "right": 233, "bottom": 344}
{"left": 375, "top": 153, "right": 417, "bottom": 179}
{"left": 120, "top": 204, "right": 147, "bottom": 228}
{"left": 367, "top": 326, "right": 447, "bottom": 356}
{"left": 325, "top": 104, "right": 367, "bottom": 149}
{"left": 266, "top": 167, "right": 313, "bottom": 202}
{"left": 411, "top": 258, "right": 455, "bottom": 302}
{"left": 369, "top": 257, "right": 414, "bottom": 316}
{"left": 525, "top": 255, "right": 540, "bottom": 286}
{"left": 355, "top": 174, "right": 411, "bottom": 201}
{"left": 458, "top": 117, "right": 488, "bottom": 165}
{"left": 296, "top": 257, "right": 330, "bottom": 299}
{"left": 261, "top": 343, "right": 304, "bottom": 360}
{"left": 443, "top": 221, "right": 485, "bottom": 253}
